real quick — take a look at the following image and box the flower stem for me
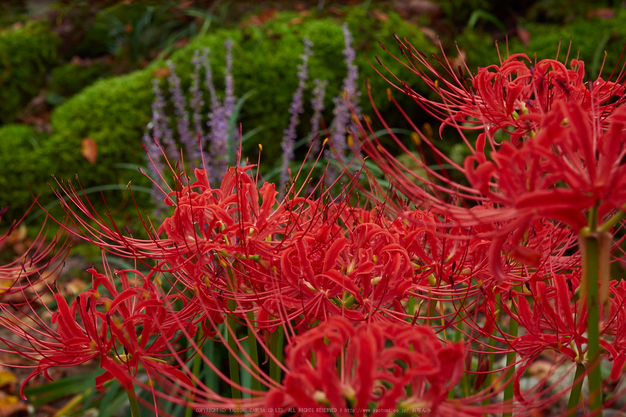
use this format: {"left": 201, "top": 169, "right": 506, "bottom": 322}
{"left": 246, "top": 310, "right": 262, "bottom": 393}
{"left": 185, "top": 330, "right": 204, "bottom": 417}
{"left": 583, "top": 234, "right": 603, "bottom": 412}
{"left": 226, "top": 304, "right": 242, "bottom": 401}
{"left": 269, "top": 326, "right": 284, "bottom": 383}
{"left": 503, "top": 296, "right": 519, "bottom": 417}
{"left": 599, "top": 208, "right": 626, "bottom": 232}
{"left": 567, "top": 363, "right": 587, "bottom": 415}
{"left": 126, "top": 388, "right": 141, "bottom": 417}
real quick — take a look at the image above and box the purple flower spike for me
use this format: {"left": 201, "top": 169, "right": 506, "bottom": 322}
{"left": 189, "top": 50, "right": 205, "bottom": 162}
{"left": 150, "top": 79, "right": 176, "bottom": 158}
{"left": 308, "top": 78, "right": 328, "bottom": 160}
{"left": 201, "top": 43, "right": 235, "bottom": 184}
{"left": 327, "top": 23, "right": 360, "bottom": 165}
{"left": 280, "top": 36, "right": 314, "bottom": 196}
{"left": 166, "top": 60, "right": 194, "bottom": 162}
{"left": 223, "top": 39, "right": 236, "bottom": 120}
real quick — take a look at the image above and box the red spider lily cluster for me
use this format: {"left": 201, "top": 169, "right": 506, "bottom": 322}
{"left": 3, "top": 36, "right": 626, "bottom": 417}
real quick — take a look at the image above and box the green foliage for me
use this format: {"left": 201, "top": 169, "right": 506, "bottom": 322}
{"left": 0, "top": 0, "right": 28, "bottom": 28}
{"left": 521, "top": 11, "right": 626, "bottom": 79}
{"left": 48, "top": 60, "right": 113, "bottom": 99}
{"left": 39, "top": 70, "right": 154, "bottom": 216}
{"left": 0, "top": 20, "right": 59, "bottom": 124}
{"left": 459, "top": 10, "right": 626, "bottom": 79}
{"left": 19, "top": 8, "right": 433, "bottom": 221}
{"left": 526, "top": 0, "right": 619, "bottom": 23}
{"left": 439, "top": 0, "right": 493, "bottom": 28}
{"left": 74, "top": 0, "right": 219, "bottom": 66}
{"left": 0, "top": 124, "right": 49, "bottom": 220}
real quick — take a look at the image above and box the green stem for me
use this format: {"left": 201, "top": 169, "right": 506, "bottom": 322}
{"left": 227, "top": 303, "right": 242, "bottom": 401}
{"left": 221, "top": 256, "right": 242, "bottom": 403}
{"left": 246, "top": 310, "right": 262, "bottom": 393}
{"left": 481, "top": 295, "right": 500, "bottom": 405}
{"left": 583, "top": 234, "right": 603, "bottom": 412}
{"left": 185, "top": 330, "right": 204, "bottom": 417}
{"left": 503, "top": 316, "right": 519, "bottom": 417}
{"left": 269, "top": 326, "right": 284, "bottom": 383}
{"left": 567, "top": 363, "right": 587, "bottom": 416}
{"left": 599, "top": 208, "right": 626, "bottom": 232}
{"left": 126, "top": 388, "right": 141, "bottom": 417}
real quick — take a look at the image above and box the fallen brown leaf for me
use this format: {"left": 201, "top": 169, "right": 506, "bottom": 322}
{"left": 152, "top": 67, "right": 171, "bottom": 79}
{"left": 516, "top": 27, "right": 531, "bottom": 47}
{"left": 328, "top": 7, "right": 346, "bottom": 16}
{"left": 587, "top": 8, "right": 616, "bottom": 20}
{"left": 62, "top": 278, "right": 87, "bottom": 297}
{"left": 0, "top": 371, "right": 17, "bottom": 389}
{"left": 0, "top": 395, "right": 27, "bottom": 417}
{"left": 420, "top": 27, "right": 438, "bottom": 44}
{"left": 81, "top": 138, "right": 98, "bottom": 165}
{"left": 258, "top": 8, "right": 276, "bottom": 23}
{"left": 371, "top": 10, "right": 389, "bottom": 21}
{"left": 287, "top": 17, "right": 304, "bottom": 26}
{"left": 527, "top": 360, "right": 552, "bottom": 380}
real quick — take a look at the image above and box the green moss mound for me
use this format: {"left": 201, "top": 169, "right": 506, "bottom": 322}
{"left": 18, "top": 8, "right": 433, "bottom": 220}
{"left": 459, "top": 10, "right": 626, "bottom": 78}
{"left": 0, "top": 20, "right": 59, "bottom": 124}
{"left": 48, "top": 61, "right": 113, "bottom": 98}
{"left": 0, "top": 124, "right": 49, "bottom": 219}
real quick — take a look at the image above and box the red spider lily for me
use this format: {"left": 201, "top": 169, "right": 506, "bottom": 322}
{"left": 496, "top": 272, "right": 626, "bottom": 407}
{"left": 0, "top": 265, "right": 194, "bottom": 400}
{"left": 364, "top": 36, "right": 626, "bottom": 222}
{"left": 375, "top": 37, "right": 626, "bottom": 139}
{"left": 464, "top": 101, "right": 626, "bottom": 230}
{"left": 256, "top": 218, "right": 416, "bottom": 328}
{"left": 357, "top": 51, "right": 626, "bottom": 282}
{"left": 0, "top": 207, "right": 72, "bottom": 295}
{"left": 264, "top": 316, "right": 481, "bottom": 417}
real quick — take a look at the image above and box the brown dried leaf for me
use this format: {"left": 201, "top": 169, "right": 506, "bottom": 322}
{"left": 371, "top": 10, "right": 389, "bottom": 21}
{"left": 393, "top": 0, "right": 441, "bottom": 17}
{"left": 81, "top": 138, "right": 98, "bottom": 165}
{"left": 328, "top": 7, "right": 346, "bottom": 16}
{"left": 587, "top": 8, "right": 616, "bottom": 20}
{"left": 420, "top": 27, "right": 438, "bottom": 44}
{"left": 527, "top": 360, "right": 552, "bottom": 380}
{"left": 63, "top": 278, "right": 87, "bottom": 296}
{"left": 152, "top": 67, "right": 171, "bottom": 79}
{"left": 516, "top": 27, "right": 531, "bottom": 47}
{"left": 0, "top": 395, "right": 27, "bottom": 417}
{"left": 174, "top": 38, "right": 189, "bottom": 48}
{"left": 0, "top": 371, "right": 17, "bottom": 389}
{"left": 3, "top": 226, "right": 27, "bottom": 247}
{"left": 287, "top": 17, "right": 304, "bottom": 26}
{"left": 258, "top": 8, "right": 276, "bottom": 23}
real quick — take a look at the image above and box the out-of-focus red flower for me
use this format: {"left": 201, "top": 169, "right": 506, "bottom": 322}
{"left": 377, "top": 37, "right": 625, "bottom": 140}
{"left": 265, "top": 316, "right": 477, "bottom": 417}
{"left": 0, "top": 266, "right": 193, "bottom": 399}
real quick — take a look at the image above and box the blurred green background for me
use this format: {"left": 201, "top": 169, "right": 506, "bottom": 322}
{"left": 0, "top": 0, "right": 624, "bottom": 230}
{"left": 1, "top": 1, "right": 626, "bottom": 415}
